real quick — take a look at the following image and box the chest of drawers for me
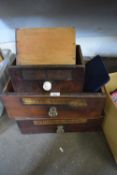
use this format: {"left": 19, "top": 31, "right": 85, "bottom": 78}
{"left": 1, "top": 64, "right": 105, "bottom": 134}
{"left": 0, "top": 28, "right": 106, "bottom": 134}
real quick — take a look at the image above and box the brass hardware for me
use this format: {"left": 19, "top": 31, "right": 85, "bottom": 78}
{"left": 56, "top": 125, "right": 64, "bottom": 134}
{"left": 22, "top": 98, "right": 87, "bottom": 107}
{"left": 33, "top": 118, "right": 87, "bottom": 126}
{"left": 48, "top": 106, "right": 58, "bottom": 117}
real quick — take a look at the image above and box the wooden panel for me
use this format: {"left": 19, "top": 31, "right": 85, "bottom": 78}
{"left": 33, "top": 118, "right": 87, "bottom": 125}
{"left": 76, "top": 45, "right": 84, "bottom": 65}
{"left": 17, "top": 118, "right": 103, "bottom": 134}
{"left": 2, "top": 93, "right": 105, "bottom": 120}
{"left": 9, "top": 65, "right": 85, "bottom": 93}
{"left": 16, "top": 27, "right": 76, "bottom": 65}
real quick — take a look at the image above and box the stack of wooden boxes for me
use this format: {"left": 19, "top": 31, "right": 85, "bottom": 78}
{"left": 1, "top": 28, "right": 105, "bottom": 134}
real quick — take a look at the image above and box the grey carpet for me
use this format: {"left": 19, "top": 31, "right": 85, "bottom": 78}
{"left": 0, "top": 113, "right": 117, "bottom": 175}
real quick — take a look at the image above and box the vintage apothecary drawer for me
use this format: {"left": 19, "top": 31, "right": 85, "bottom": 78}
{"left": 9, "top": 65, "right": 85, "bottom": 93}
{"left": 1, "top": 82, "right": 105, "bottom": 120}
{"left": 17, "top": 117, "right": 103, "bottom": 134}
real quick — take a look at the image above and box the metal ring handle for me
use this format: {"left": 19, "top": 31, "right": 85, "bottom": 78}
{"left": 56, "top": 125, "right": 64, "bottom": 134}
{"left": 48, "top": 106, "right": 58, "bottom": 117}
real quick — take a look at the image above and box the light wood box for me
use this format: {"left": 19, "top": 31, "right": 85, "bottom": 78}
{"left": 103, "top": 72, "right": 117, "bottom": 163}
{"left": 16, "top": 27, "right": 76, "bottom": 65}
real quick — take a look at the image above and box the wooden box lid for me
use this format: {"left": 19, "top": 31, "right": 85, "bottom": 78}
{"left": 16, "top": 27, "right": 76, "bottom": 65}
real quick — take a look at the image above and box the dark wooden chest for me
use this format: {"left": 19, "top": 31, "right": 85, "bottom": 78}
{"left": 1, "top": 58, "right": 105, "bottom": 134}
{"left": 0, "top": 28, "right": 106, "bottom": 134}
{"left": 2, "top": 78, "right": 105, "bottom": 134}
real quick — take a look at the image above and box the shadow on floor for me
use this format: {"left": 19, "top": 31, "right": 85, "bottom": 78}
{"left": 0, "top": 110, "right": 15, "bottom": 134}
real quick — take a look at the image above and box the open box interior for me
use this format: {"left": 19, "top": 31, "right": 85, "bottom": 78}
{"left": 2, "top": 45, "right": 104, "bottom": 96}
{"left": 3, "top": 76, "right": 104, "bottom": 97}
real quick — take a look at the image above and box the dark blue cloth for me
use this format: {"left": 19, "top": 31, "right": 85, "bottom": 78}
{"left": 84, "top": 55, "right": 110, "bottom": 92}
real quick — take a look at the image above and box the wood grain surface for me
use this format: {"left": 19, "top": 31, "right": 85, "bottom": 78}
{"left": 9, "top": 65, "right": 85, "bottom": 93}
{"left": 16, "top": 27, "right": 76, "bottom": 65}
{"left": 17, "top": 118, "right": 103, "bottom": 134}
{"left": 2, "top": 88, "right": 105, "bottom": 120}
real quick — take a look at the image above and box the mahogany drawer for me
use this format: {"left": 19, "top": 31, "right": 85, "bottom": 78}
{"left": 2, "top": 89, "right": 105, "bottom": 120}
{"left": 8, "top": 65, "right": 85, "bottom": 93}
{"left": 17, "top": 118, "right": 103, "bottom": 134}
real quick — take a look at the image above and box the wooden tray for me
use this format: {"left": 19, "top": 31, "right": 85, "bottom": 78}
{"left": 9, "top": 65, "right": 85, "bottom": 93}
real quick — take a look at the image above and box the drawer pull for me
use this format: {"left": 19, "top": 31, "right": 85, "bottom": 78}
{"left": 56, "top": 125, "right": 64, "bottom": 134}
{"left": 48, "top": 106, "right": 58, "bottom": 117}
{"left": 43, "top": 81, "right": 52, "bottom": 91}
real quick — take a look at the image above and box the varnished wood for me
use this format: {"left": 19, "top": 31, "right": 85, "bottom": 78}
{"left": 2, "top": 81, "right": 105, "bottom": 120}
{"left": 33, "top": 118, "right": 88, "bottom": 125}
{"left": 16, "top": 27, "right": 76, "bottom": 65}
{"left": 9, "top": 65, "right": 85, "bottom": 93}
{"left": 0, "top": 43, "right": 106, "bottom": 133}
{"left": 17, "top": 118, "right": 103, "bottom": 134}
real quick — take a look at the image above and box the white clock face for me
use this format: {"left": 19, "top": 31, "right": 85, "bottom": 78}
{"left": 43, "top": 81, "right": 52, "bottom": 91}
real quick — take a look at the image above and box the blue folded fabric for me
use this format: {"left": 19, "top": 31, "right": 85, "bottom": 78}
{"left": 84, "top": 55, "right": 110, "bottom": 92}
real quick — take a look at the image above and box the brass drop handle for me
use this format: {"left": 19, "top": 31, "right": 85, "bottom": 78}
{"left": 48, "top": 106, "right": 58, "bottom": 117}
{"left": 56, "top": 125, "right": 64, "bottom": 134}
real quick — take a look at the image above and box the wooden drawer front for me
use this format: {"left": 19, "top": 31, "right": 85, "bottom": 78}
{"left": 9, "top": 66, "right": 85, "bottom": 93}
{"left": 2, "top": 95, "right": 105, "bottom": 120}
{"left": 17, "top": 118, "right": 103, "bottom": 134}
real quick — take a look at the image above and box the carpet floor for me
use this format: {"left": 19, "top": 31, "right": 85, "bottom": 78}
{"left": 0, "top": 112, "right": 117, "bottom": 175}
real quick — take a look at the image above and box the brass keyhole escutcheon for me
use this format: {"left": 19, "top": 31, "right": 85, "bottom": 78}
{"left": 48, "top": 106, "right": 58, "bottom": 117}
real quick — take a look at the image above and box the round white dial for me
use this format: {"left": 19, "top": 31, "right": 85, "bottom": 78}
{"left": 43, "top": 81, "right": 52, "bottom": 91}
